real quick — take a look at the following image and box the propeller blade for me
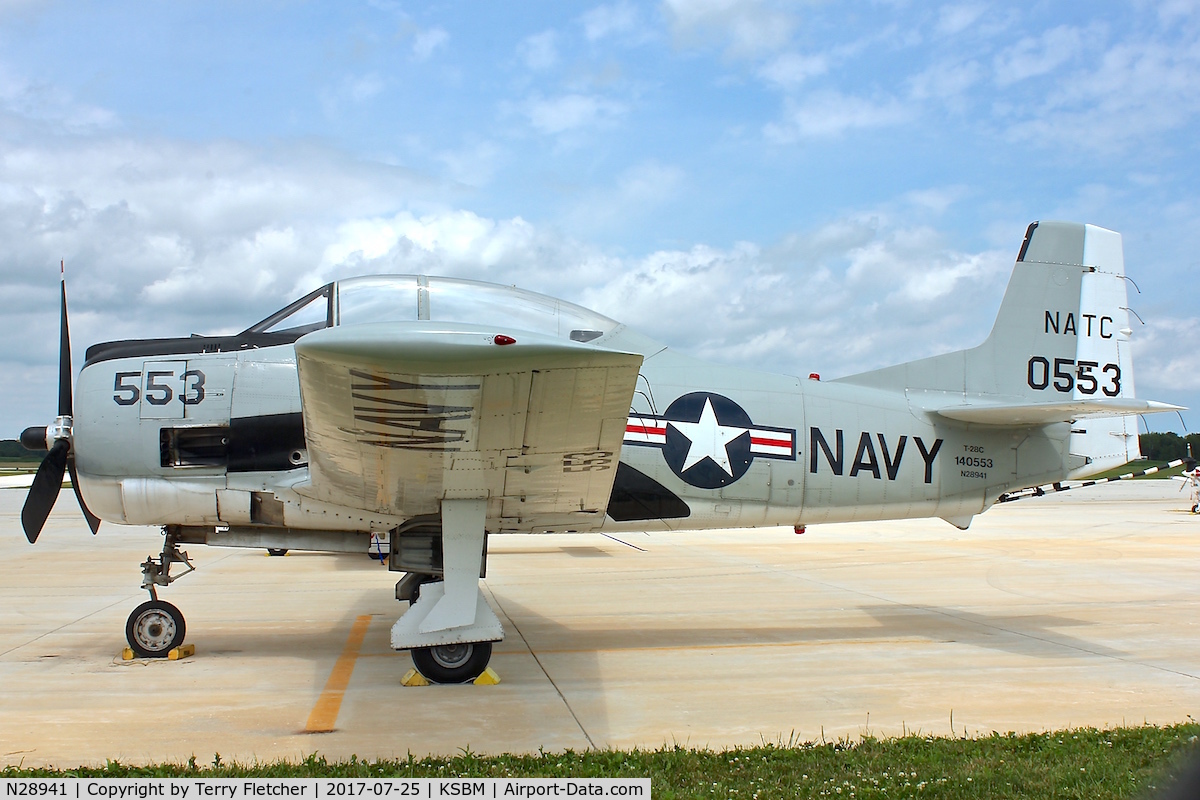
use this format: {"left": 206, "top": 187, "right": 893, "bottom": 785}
{"left": 67, "top": 459, "right": 101, "bottom": 535}
{"left": 58, "top": 270, "right": 73, "bottom": 418}
{"left": 21, "top": 438, "right": 70, "bottom": 544}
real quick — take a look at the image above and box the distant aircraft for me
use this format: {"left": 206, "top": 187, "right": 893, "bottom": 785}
{"left": 1175, "top": 446, "right": 1200, "bottom": 513}
{"left": 16, "top": 221, "right": 1185, "bottom": 682}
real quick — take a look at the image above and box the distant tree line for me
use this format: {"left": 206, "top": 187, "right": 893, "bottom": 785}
{"left": 0, "top": 439, "right": 41, "bottom": 461}
{"left": 1140, "top": 432, "right": 1200, "bottom": 462}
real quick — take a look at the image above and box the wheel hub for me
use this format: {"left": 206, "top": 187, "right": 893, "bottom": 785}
{"left": 132, "top": 609, "right": 176, "bottom": 651}
{"left": 430, "top": 643, "right": 471, "bottom": 669}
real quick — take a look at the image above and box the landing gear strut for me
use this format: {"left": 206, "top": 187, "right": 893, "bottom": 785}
{"left": 390, "top": 499, "right": 503, "bottom": 683}
{"left": 125, "top": 530, "right": 195, "bottom": 658}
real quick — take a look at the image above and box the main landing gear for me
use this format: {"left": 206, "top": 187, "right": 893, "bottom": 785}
{"left": 390, "top": 499, "right": 503, "bottom": 684}
{"left": 125, "top": 531, "right": 194, "bottom": 658}
{"left": 409, "top": 641, "right": 493, "bottom": 684}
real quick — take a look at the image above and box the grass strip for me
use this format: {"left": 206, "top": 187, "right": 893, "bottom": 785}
{"left": 4, "top": 723, "right": 1199, "bottom": 798}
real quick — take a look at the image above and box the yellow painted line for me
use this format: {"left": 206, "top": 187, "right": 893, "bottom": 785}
{"left": 304, "top": 615, "right": 371, "bottom": 734}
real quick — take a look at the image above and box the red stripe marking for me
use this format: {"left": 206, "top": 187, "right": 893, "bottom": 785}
{"left": 626, "top": 424, "right": 667, "bottom": 436}
{"left": 750, "top": 436, "right": 791, "bottom": 448}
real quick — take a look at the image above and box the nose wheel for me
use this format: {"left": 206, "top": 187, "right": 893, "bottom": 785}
{"left": 125, "top": 599, "right": 186, "bottom": 658}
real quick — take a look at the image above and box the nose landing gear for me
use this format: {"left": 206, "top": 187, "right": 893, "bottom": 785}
{"left": 125, "top": 530, "right": 195, "bottom": 658}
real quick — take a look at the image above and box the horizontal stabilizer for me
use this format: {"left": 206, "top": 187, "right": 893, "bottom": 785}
{"left": 934, "top": 398, "right": 1184, "bottom": 426}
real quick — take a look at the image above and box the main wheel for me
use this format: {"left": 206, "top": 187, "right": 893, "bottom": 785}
{"left": 126, "top": 600, "right": 186, "bottom": 658}
{"left": 267, "top": 548, "right": 288, "bottom": 556}
{"left": 410, "top": 641, "right": 492, "bottom": 684}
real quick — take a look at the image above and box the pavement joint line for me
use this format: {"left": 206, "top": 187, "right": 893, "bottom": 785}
{"left": 0, "top": 539, "right": 246, "bottom": 659}
{"left": 304, "top": 614, "right": 372, "bottom": 734}
{"left": 484, "top": 584, "right": 596, "bottom": 751}
{"left": 0, "top": 592, "right": 142, "bottom": 659}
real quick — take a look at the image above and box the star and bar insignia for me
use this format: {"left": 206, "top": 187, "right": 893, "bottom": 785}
{"left": 624, "top": 391, "right": 796, "bottom": 489}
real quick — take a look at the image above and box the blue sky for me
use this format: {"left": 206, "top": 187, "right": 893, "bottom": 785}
{"left": 1, "top": 0, "right": 1198, "bottom": 433}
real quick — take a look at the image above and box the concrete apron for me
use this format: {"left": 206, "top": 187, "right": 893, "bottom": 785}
{"left": 0, "top": 482, "right": 1197, "bottom": 767}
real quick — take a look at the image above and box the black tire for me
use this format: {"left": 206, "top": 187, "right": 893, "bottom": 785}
{"left": 410, "top": 641, "right": 492, "bottom": 684}
{"left": 126, "top": 600, "right": 186, "bottom": 658}
{"left": 267, "top": 548, "right": 288, "bottom": 556}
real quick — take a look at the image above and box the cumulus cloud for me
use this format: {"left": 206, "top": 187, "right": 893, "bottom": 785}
{"left": 518, "top": 30, "right": 559, "bottom": 70}
{"left": 411, "top": 27, "right": 449, "bottom": 60}
{"left": 909, "top": 59, "right": 984, "bottom": 102}
{"left": 0, "top": 63, "right": 117, "bottom": 131}
{"left": 994, "top": 24, "right": 1086, "bottom": 86}
{"left": 564, "top": 160, "right": 686, "bottom": 234}
{"left": 523, "top": 93, "right": 627, "bottom": 134}
{"left": 935, "top": 3, "right": 988, "bottom": 36}
{"left": 0, "top": 128, "right": 452, "bottom": 360}
{"left": 763, "top": 91, "right": 910, "bottom": 142}
{"left": 580, "top": 216, "right": 1012, "bottom": 374}
{"left": 1004, "top": 36, "right": 1200, "bottom": 151}
{"left": 757, "top": 52, "right": 828, "bottom": 90}
{"left": 0, "top": 107, "right": 1025, "bottom": 426}
{"left": 581, "top": 2, "right": 642, "bottom": 41}
{"left": 662, "top": 0, "right": 795, "bottom": 58}
{"left": 1137, "top": 317, "right": 1200, "bottom": 393}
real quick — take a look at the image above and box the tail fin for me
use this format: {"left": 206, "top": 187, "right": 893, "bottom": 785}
{"left": 838, "top": 221, "right": 1181, "bottom": 475}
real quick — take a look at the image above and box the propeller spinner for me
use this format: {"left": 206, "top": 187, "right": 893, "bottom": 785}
{"left": 20, "top": 272, "right": 101, "bottom": 543}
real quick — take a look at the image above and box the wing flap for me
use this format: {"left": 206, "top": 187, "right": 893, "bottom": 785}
{"left": 294, "top": 322, "right": 642, "bottom": 531}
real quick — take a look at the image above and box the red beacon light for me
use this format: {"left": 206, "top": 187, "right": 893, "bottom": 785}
{"left": 493, "top": 334, "right": 517, "bottom": 346}
{"left": 808, "top": 373, "right": 821, "bottom": 381}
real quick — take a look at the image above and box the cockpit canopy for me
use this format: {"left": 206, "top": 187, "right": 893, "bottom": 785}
{"left": 245, "top": 275, "right": 620, "bottom": 344}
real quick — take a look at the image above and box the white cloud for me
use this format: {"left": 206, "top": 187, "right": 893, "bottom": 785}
{"left": 0, "top": 130, "right": 452, "bottom": 346}
{"left": 580, "top": 216, "right": 1012, "bottom": 375}
{"left": 1132, "top": 316, "right": 1200, "bottom": 392}
{"left": 757, "top": 52, "right": 828, "bottom": 90}
{"left": 436, "top": 140, "right": 503, "bottom": 187}
{"left": 412, "top": 27, "right": 449, "bottom": 61}
{"left": 347, "top": 73, "right": 385, "bottom": 102}
{"left": 517, "top": 30, "right": 559, "bottom": 70}
{"left": 524, "top": 93, "right": 627, "bottom": 134}
{"left": 1004, "top": 36, "right": 1200, "bottom": 151}
{"left": 564, "top": 160, "right": 686, "bottom": 234}
{"left": 903, "top": 186, "right": 970, "bottom": 214}
{"left": 763, "top": 91, "right": 910, "bottom": 142}
{"left": 1156, "top": 0, "right": 1200, "bottom": 23}
{"left": 581, "top": 2, "right": 641, "bottom": 41}
{"left": 662, "top": 0, "right": 795, "bottom": 58}
{"left": 993, "top": 25, "right": 1085, "bottom": 86}
{"left": 909, "top": 59, "right": 984, "bottom": 101}
{"left": 0, "top": 63, "right": 117, "bottom": 131}
{"left": 935, "top": 3, "right": 988, "bottom": 36}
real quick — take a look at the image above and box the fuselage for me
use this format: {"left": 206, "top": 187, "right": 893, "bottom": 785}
{"left": 71, "top": 322, "right": 1066, "bottom": 537}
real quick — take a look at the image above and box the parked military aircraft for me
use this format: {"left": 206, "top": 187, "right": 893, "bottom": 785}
{"left": 17, "top": 221, "right": 1184, "bottom": 682}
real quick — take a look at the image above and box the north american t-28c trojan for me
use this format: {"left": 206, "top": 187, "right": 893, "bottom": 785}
{"left": 18, "top": 221, "right": 1184, "bottom": 683}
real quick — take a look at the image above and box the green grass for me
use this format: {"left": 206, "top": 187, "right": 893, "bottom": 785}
{"left": 4, "top": 724, "right": 1198, "bottom": 798}
{"left": 1088, "top": 460, "right": 1189, "bottom": 480}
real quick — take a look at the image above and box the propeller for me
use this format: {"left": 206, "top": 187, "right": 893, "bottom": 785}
{"left": 19, "top": 270, "right": 101, "bottom": 543}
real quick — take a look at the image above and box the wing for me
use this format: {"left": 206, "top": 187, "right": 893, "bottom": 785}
{"left": 292, "top": 322, "right": 643, "bottom": 532}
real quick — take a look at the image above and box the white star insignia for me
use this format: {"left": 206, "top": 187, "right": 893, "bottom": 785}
{"left": 668, "top": 398, "right": 748, "bottom": 476}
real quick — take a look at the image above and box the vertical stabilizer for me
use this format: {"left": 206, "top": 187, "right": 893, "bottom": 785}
{"left": 837, "top": 221, "right": 1144, "bottom": 475}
